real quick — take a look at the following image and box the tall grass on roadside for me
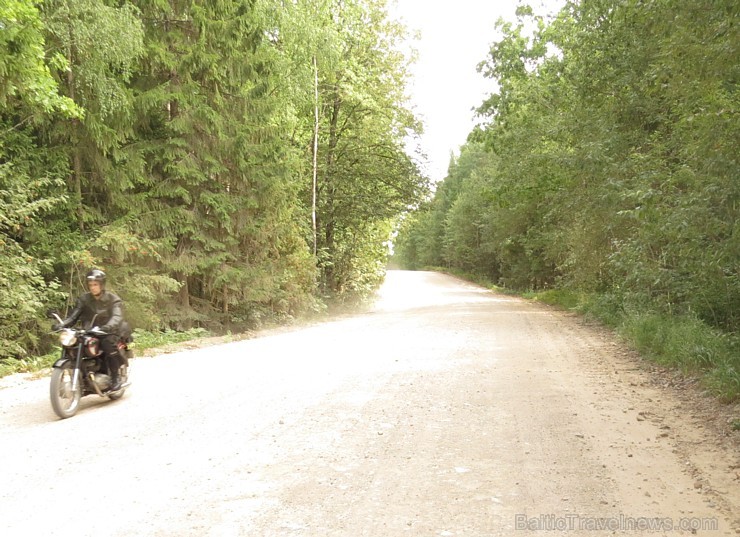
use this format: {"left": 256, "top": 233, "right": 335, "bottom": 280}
{"left": 0, "top": 353, "right": 58, "bottom": 378}
{"left": 523, "top": 289, "right": 584, "bottom": 311}
{"left": 621, "top": 313, "right": 739, "bottom": 402}
{"left": 128, "top": 327, "right": 209, "bottom": 350}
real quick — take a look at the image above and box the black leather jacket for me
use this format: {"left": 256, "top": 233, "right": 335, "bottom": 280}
{"left": 60, "top": 291, "right": 126, "bottom": 335}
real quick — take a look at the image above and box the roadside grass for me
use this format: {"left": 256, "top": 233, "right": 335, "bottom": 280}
{"left": 0, "top": 327, "right": 211, "bottom": 379}
{"left": 526, "top": 289, "right": 739, "bottom": 404}
{"left": 620, "top": 313, "right": 739, "bottom": 403}
{"left": 523, "top": 289, "right": 584, "bottom": 311}
{"left": 0, "top": 352, "right": 58, "bottom": 378}
{"left": 128, "top": 327, "right": 210, "bottom": 350}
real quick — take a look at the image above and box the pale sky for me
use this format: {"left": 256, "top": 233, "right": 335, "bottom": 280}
{"left": 389, "top": 0, "right": 564, "bottom": 183}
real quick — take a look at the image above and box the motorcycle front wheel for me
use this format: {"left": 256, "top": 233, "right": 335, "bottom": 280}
{"left": 50, "top": 365, "right": 82, "bottom": 419}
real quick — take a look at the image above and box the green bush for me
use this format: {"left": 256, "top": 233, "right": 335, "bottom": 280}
{"left": 623, "top": 314, "right": 718, "bottom": 369}
{"left": 527, "top": 289, "right": 583, "bottom": 310}
{"left": 579, "top": 294, "right": 625, "bottom": 329}
{"left": 0, "top": 352, "right": 58, "bottom": 378}
{"left": 620, "top": 313, "right": 738, "bottom": 402}
{"left": 128, "top": 328, "right": 210, "bottom": 350}
{"left": 705, "top": 357, "right": 740, "bottom": 404}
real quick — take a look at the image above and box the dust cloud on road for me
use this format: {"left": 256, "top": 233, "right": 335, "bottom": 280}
{"left": 1, "top": 270, "right": 738, "bottom": 536}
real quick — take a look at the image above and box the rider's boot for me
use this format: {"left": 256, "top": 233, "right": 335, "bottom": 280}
{"left": 107, "top": 349, "right": 123, "bottom": 391}
{"left": 109, "top": 369, "right": 122, "bottom": 392}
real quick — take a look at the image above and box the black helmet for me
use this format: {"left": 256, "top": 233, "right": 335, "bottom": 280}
{"left": 86, "top": 269, "right": 107, "bottom": 289}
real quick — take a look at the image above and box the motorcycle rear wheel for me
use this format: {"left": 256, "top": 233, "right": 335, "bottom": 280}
{"left": 50, "top": 365, "right": 82, "bottom": 419}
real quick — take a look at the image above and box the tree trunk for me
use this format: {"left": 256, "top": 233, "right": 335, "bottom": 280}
{"left": 312, "top": 55, "right": 319, "bottom": 257}
{"left": 66, "top": 43, "right": 84, "bottom": 232}
{"left": 178, "top": 275, "right": 190, "bottom": 309}
{"left": 176, "top": 272, "right": 192, "bottom": 330}
{"left": 321, "top": 86, "right": 342, "bottom": 291}
{"left": 72, "top": 145, "right": 84, "bottom": 233}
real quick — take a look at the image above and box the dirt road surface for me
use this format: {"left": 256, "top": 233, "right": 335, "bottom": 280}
{"left": 1, "top": 270, "right": 738, "bottom": 537}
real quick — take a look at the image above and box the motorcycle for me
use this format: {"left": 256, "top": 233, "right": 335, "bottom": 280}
{"left": 49, "top": 313, "right": 132, "bottom": 419}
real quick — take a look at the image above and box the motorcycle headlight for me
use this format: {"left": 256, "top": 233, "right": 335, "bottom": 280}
{"left": 59, "top": 329, "right": 77, "bottom": 347}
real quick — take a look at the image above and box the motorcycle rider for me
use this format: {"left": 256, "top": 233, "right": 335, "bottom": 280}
{"left": 54, "top": 269, "right": 130, "bottom": 391}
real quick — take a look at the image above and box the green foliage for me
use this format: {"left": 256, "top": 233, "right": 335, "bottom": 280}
{"left": 276, "top": 0, "right": 427, "bottom": 298}
{"left": 0, "top": 351, "right": 58, "bottom": 378}
{"left": 397, "top": 0, "right": 739, "bottom": 325}
{"left": 0, "top": 0, "right": 427, "bottom": 367}
{"left": 325, "top": 219, "right": 396, "bottom": 303}
{"left": 124, "top": 0, "right": 321, "bottom": 329}
{"left": 622, "top": 313, "right": 739, "bottom": 402}
{"left": 525, "top": 289, "right": 584, "bottom": 311}
{"left": 129, "top": 327, "right": 210, "bottom": 350}
{"left": 577, "top": 293, "right": 625, "bottom": 330}
{"left": 623, "top": 314, "right": 726, "bottom": 371}
{"left": 0, "top": 0, "right": 79, "bottom": 115}
{"left": 0, "top": 164, "right": 66, "bottom": 359}
{"left": 0, "top": 0, "right": 77, "bottom": 359}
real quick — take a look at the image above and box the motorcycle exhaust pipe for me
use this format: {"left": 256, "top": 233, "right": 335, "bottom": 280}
{"left": 88, "top": 373, "right": 106, "bottom": 398}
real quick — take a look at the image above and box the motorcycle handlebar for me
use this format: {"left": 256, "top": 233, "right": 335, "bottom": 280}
{"left": 88, "top": 327, "right": 109, "bottom": 336}
{"left": 50, "top": 325, "right": 109, "bottom": 337}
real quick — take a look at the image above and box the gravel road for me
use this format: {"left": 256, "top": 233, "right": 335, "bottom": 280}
{"left": 1, "top": 270, "right": 738, "bottom": 536}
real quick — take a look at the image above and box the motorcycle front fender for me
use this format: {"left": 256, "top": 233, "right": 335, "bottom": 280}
{"left": 53, "top": 343, "right": 85, "bottom": 369}
{"left": 52, "top": 357, "right": 72, "bottom": 369}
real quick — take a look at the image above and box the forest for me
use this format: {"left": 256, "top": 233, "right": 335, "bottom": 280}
{"left": 2, "top": 0, "right": 738, "bottom": 401}
{"left": 393, "top": 1, "right": 738, "bottom": 400}
{"left": 1, "top": 0, "right": 428, "bottom": 362}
